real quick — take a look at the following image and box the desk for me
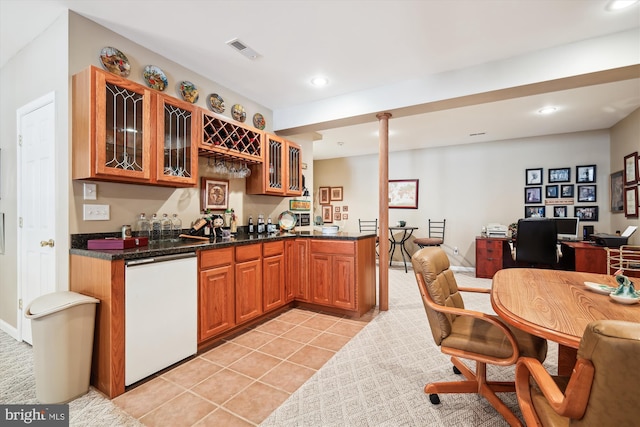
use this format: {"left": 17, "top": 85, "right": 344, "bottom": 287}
{"left": 558, "top": 241, "right": 607, "bottom": 273}
{"left": 491, "top": 268, "right": 640, "bottom": 375}
{"left": 389, "top": 226, "right": 418, "bottom": 273}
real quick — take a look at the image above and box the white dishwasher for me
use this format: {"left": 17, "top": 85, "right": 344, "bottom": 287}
{"left": 125, "top": 252, "right": 197, "bottom": 386}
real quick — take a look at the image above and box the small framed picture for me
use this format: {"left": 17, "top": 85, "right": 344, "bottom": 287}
{"left": 624, "top": 152, "right": 638, "bottom": 186}
{"left": 389, "top": 179, "right": 419, "bottom": 209}
{"left": 610, "top": 171, "right": 624, "bottom": 213}
{"left": 576, "top": 165, "right": 596, "bottom": 183}
{"left": 201, "top": 178, "right": 229, "bottom": 211}
{"left": 526, "top": 168, "right": 543, "bottom": 185}
{"left": 322, "top": 205, "right": 333, "bottom": 223}
{"left": 334, "top": 206, "right": 340, "bottom": 212}
{"left": 574, "top": 206, "right": 599, "bottom": 221}
{"left": 330, "top": 186, "right": 343, "bottom": 201}
{"left": 342, "top": 206, "right": 349, "bottom": 212}
{"left": 289, "top": 199, "right": 311, "bottom": 211}
{"left": 334, "top": 212, "right": 342, "bottom": 221}
{"left": 319, "top": 187, "right": 330, "bottom": 204}
{"left": 625, "top": 186, "right": 638, "bottom": 218}
{"left": 525, "top": 206, "right": 545, "bottom": 218}
{"left": 545, "top": 185, "right": 559, "bottom": 198}
{"left": 548, "top": 167, "right": 570, "bottom": 183}
{"left": 560, "top": 184, "right": 574, "bottom": 198}
{"left": 553, "top": 206, "right": 568, "bottom": 217}
{"left": 525, "top": 187, "right": 542, "bottom": 203}
{"left": 342, "top": 213, "right": 349, "bottom": 220}
{"left": 577, "top": 185, "right": 596, "bottom": 202}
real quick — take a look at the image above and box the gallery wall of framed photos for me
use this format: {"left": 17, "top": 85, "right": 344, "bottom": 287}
{"left": 524, "top": 165, "right": 599, "bottom": 221}
{"left": 622, "top": 151, "right": 639, "bottom": 219}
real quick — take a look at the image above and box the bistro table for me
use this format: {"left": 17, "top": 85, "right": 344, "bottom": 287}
{"left": 491, "top": 268, "right": 640, "bottom": 375}
{"left": 389, "top": 226, "right": 418, "bottom": 273}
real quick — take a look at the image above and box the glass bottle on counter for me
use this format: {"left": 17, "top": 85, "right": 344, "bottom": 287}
{"left": 150, "top": 214, "right": 162, "bottom": 242}
{"left": 171, "top": 214, "right": 182, "bottom": 241}
{"left": 267, "top": 216, "right": 275, "bottom": 234}
{"left": 160, "top": 213, "right": 172, "bottom": 241}
{"left": 248, "top": 216, "right": 254, "bottom": 234}
{"left": 136, "top": 213, "right": 151, "bottom": 239}
{"left": 257, "top": 214, "right": 265, "bottom": 234}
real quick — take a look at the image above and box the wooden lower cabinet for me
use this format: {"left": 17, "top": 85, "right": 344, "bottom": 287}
{"left": 286, "top": 239, "right": 310, "bottom": 302}
{"left": 263, "top": 241, "right": 285, "bottom": 311}
{"left": 198, "top": 247, "right": 235, "bottom": 341}
{"left": 235, "top": 244, "right": 263, "bottom": 324}
{"left": 475, "top": 237, "right": 505, "bottom": 279}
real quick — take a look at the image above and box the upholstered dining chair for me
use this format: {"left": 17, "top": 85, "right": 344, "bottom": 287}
{"left": 414, "top": 219, "right": 446, "bottom": 248}
{"left": 359, "top": 219, "right": 379, "bottom": 254}
{"left": 510, "top": 218, "right": 561, "bottom": 267}
{"left": 411, "top": 247, "right": 547, "bottom": 427}
{"left": 515, "top": 320, "right": 640, "bottom": 427}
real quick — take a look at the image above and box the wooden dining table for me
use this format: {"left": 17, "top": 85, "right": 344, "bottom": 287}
{"left": 491, "top": 268, "right": 640, "bottom": 375}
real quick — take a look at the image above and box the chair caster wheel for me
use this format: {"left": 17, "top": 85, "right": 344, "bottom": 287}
{"left": 429, "top": 394, "right": 440, "bottom": 405}
{"left": 453, "top": 366, "right": 461, "bottom": 375}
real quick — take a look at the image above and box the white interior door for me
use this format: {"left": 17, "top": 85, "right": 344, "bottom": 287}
{"left": 17, "top": 92, "right": 57, "bottom": 344}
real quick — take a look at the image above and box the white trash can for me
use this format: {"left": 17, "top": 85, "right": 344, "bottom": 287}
{"left": 25, "top": 291, "right": 99, "bottom": 404}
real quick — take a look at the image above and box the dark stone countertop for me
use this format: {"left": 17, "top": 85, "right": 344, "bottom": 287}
{"left": 70, "top": 230, "right": 375, "bottom": 261}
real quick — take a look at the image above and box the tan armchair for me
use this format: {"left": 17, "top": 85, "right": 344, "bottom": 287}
{"left": 516, "top": 320, "right": 640, "bottom": 427}
{"left": 411, "top": 247, "right": 547, "bottom": 427}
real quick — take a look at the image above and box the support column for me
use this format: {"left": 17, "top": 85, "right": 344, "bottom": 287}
{"left": 376, "top": 112, "right": 391, "bottom": 311}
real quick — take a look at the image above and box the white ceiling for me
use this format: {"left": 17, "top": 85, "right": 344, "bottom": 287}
{"left": 2, "top": 0, "right": 639, "bottom": 159}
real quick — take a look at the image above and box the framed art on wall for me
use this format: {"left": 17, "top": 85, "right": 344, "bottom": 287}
{"left": 525, "top": 187, "right": 542, "bottom": 203}
{"left": 525, "top": 206, "right": 545, "bottom": 218}
{"left": 319, "top": 187, "right": 330, "bottom": 204}
{"left": 576, "top": 165, "right": 596, "bottom": 183}
{"left": 575, "top": 206, "right": 599, "bottom": 221}
{"left": 561, "top": 184, "right": 574, "bottom": 198}
{"left": 322, "top": 205, "right": 333, "bottom": 223}
{"left": 201, "top": 178, "right": 229, "bottom": 211}
{"left": 526, "top": 168, "right": 543, "bottom": 185}
{"left": 625, "top": 186, "right": 638, "bottom": 218}
{"left": 389, "top": 179, "right": 419, "bottom": 209}
{"left": 553, "top": 206, "right": 567, "bottom": 217}
{"left": 624, "top": 152, "right": 638, "bottom": 186}
{"left": 548, "top": 168, "right": 570, "bottom": 183}
{"left": 610, "top": 171, "right": 624, "bottom": 213}
{"left": 330, "top": 186, "right": 343, "bottom": 201}
{"left": 577, "top": 185, "right": 596, "bottom": 202}
{"left": 546, "top": 185, "right": 559, "bottom": 198}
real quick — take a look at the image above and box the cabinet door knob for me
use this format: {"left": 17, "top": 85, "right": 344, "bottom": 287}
{"left": 40, "top": 239, "right": 55, "bottom": 248}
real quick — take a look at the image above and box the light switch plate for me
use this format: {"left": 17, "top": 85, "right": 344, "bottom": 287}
{"left": 83, "top": 183, "right": 97, "bottom": 200}
{"left": 83, "top": 204, "right": 110, "bottom": 221}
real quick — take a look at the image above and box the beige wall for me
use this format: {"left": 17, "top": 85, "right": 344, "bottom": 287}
{"left": 314, "top": 130, "right": 623, "bottom": 269}
{"left": 610, "top": 107, "right": 640, "bottom": 237}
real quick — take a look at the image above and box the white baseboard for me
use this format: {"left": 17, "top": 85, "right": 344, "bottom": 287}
{"left": 0, "top": 319, "right": 20, "bottom": 341}
{"left": 451, "top": 266, "right": 475, "bottom": 273}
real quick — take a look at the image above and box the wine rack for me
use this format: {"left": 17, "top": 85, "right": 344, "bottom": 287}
{"left": 200, "top": 111, "right": 263, "bottom": 164}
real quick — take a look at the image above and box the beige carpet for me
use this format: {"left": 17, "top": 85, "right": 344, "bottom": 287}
{"left": 1, "top": 267, "right": 558, "bottom": 426}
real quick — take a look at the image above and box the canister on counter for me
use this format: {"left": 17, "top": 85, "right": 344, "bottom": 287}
{"left": 122, "top": 225, "right": 132, "bottom": 239}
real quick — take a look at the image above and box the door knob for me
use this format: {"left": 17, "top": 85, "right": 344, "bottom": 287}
{"left": 40, "top": 239, "right": 55, "bottom": 247}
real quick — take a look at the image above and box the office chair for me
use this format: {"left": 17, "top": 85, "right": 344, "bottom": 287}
{"left": 358, "top": 219, "right": 379, "bottom": 254}
{"left": 411, "top": 247, "right": 547, "bottom": 427}
{"left": 414, "top": 219, "right": 446, "bottom": 248}
{"left": 516, "top": 320, "right": 640, "bottom": 427}
{"left": 510, "top": 218, "right": 561, "bottom": 267}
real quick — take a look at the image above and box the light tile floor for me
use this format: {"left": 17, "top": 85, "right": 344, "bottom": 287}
{"left": 113, "top": 307, "right": 376, "bottom": 426}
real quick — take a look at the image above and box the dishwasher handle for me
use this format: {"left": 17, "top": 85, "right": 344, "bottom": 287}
{"left": 125, "top": 252, "right": 197, "bottom": 266}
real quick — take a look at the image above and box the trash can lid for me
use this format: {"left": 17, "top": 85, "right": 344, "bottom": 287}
{"left": 25, "top": 291, "right": 99, "bottom": 319}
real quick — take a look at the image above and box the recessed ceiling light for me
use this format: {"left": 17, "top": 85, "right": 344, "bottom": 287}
{"left": 311, "top": 76, "right": 329, "bottom": 87}
{"left": 537, "top": 106, "right": 557, "bottom": 115}
{"left": 606, "top": 0, "right": 639, "bottom": 10}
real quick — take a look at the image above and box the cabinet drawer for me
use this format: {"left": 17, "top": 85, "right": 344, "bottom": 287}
{"left": 200, "top": 247, "right": 233, "bottom": 269}
{"left": 236, "top": 243, "right": 262, "bottom": 262}
{"left": 263, "top": 240, "right": 284, "bottom": 257}
{"left": 310, "top": 240, "right": 355, "bottom": 255}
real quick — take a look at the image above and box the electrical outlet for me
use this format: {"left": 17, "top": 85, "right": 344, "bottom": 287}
{"left": 83, "top": 204, "right": 110, "bottom": 220}
{"left": 454, "top": 246, "right": 459, "bottom": 255}
{"left": 83, "top": 183, "right": 97, "bottom": 200}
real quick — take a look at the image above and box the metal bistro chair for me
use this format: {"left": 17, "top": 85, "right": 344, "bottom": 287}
{"left": 359, "top": 219, "right": 379, "bottom": 255}
{"left": 414, "top": 219, "right": 446, "bottom": 248}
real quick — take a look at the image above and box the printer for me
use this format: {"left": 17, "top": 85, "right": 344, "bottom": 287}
{"left": 486, "top": 223, "right": 508, "bottom": 238}
{"left": 591, "top": 226, "right": 637, "bottom": 248}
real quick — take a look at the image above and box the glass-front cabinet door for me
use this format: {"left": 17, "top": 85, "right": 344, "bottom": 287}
{"left": 156, "top": 95, "right": 199, "bottom": 186}
{"left": 286, "top": 141, "right": 302, "bottom": 196}
{"left": 94, "top": 69, "right": 153, "bottom": 181}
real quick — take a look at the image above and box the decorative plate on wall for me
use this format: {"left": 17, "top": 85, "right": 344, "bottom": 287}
{"left": 207, "top": 93, "right": 225, "bottom": 113}
{"left": 178, "top": 81, "right": 199, "bottom": 103}
{"left": 99, "top": 46, "right": 131, "bottom": 77}
{"left": 231, "top": 104, "right": 246, "bottom": 122}
{"left": 253, "top": 113, "right": 266, "bottom": 130}
{"left": 143, "top": 65, "right": 168, "bottom": 91}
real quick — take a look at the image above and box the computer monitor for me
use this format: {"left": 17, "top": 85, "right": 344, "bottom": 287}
{"left": 554, "top": 217, "right": 580, "bottom": 241}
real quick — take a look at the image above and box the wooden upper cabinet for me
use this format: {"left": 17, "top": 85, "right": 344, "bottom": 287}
{"left": 155, "top": 94, "right": 200, "bottom": 186}
{"left": 246, "top": 134, "right": 302, "bottom": 196}
{"left": 72, "top": 66, "right": 198, "bottom": 187}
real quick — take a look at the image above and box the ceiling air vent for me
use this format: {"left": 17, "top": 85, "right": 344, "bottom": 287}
{"left": 226, "top": 38, "right": 260, "bottom": 60}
